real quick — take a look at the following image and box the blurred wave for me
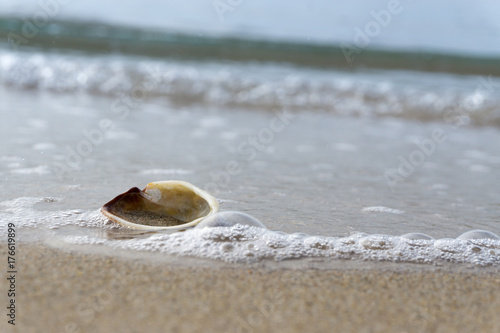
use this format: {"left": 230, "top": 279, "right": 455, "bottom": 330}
{"left": 1, "top": 17, "right": 500, "bottom": 76}
{"left": 1, "top": 49, "right": 499, "bottom": 128}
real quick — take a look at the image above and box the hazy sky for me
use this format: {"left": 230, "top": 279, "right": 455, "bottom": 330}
{"left": 1, "top": 0, "right": 499, "bottom": 55}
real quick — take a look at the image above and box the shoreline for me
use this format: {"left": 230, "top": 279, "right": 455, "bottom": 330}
{"left": 2, "top": 242, "right": 500, "bottom": 332}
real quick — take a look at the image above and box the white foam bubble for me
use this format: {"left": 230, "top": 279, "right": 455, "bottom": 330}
{"left": 431, "top": 184, "right": 449, "bottom": 190}
{"left": 11, "top": 165, "right": 51, "bottom": 175}
{"left": 362, "top": 206, "right": 405, "bottom": 214}
{"left": 1, "top": 156, "right": 24, "bottom": 162}
{"left": 457, "top": 230, "right": 500, "bottom": 240}
{"left": 196, "top": 211, "right": 266, "bottom": 229}
{"left": 328, "top": 143, "right": 358, "bottom": 152}
{"left": 0, "top": 197, "right": 111, "bottom": 233}
{"left": 200, "top": 117, "right": 226, "bottom": 128}
{"left": 401, "top": 233, "right": 434, "bottom": 240}
{"left": 32, "top": 142, "right": 56, "bottom": 150}
{"left": 27, "top": 119, "right": 47, "bottom": 130}
{"left": 139, "top": 169, "right": 194, "bottom": 175}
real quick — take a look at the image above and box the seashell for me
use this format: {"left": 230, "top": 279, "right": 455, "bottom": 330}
{"left": 101, "top": 180, "right": 219, "bottom": 230}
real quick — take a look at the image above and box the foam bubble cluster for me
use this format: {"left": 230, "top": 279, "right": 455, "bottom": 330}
{"left": 0, "top": 197, "right": 112, "bottom": 232}
{"left": 1, "top": 197, "right": 499, "bottom": 266}
{"left": 62, "top": 226, "right": 500, "bottom": 266}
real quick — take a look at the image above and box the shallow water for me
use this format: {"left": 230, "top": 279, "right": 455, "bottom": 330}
{"left": 1, "top": 2, "right": 499, "bottom": 266}
{"left": 1, "top": 64, "right": 500, "bottom": 265}
{"left": 2, "top": 81, "right": 500, "bottom": 236}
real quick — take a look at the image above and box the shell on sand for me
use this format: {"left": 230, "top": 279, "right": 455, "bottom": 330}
{"left": 101, "top": 180, "right": 219, "bottom": 231}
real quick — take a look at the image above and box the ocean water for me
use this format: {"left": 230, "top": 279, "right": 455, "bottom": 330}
{"left": 1, "top": 1, "right": 500, "bottom": 266}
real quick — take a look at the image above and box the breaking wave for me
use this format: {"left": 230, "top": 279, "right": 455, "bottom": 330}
{"left": 1, "top": 49, "right": 499, "bottom": 127}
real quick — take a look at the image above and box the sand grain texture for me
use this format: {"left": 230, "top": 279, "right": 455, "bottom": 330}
{"left": 1, "top": 243, "right": 499, "bottom": 333}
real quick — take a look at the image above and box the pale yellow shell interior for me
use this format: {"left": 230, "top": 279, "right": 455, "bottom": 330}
{"left": 101, "top": 181, "right": 219, "bottom": 230}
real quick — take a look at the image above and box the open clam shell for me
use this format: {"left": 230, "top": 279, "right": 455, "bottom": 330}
{"left": 101, "top": 180, "right": 219, "bottom": 231}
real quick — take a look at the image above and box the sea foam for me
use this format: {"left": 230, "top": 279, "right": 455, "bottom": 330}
{"left": 1, "top": 197, "right": 499, "bottom": 266}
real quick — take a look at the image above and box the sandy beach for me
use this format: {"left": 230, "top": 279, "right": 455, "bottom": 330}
{"left": 2, "top": 242, "right": 499, "bottom": 333}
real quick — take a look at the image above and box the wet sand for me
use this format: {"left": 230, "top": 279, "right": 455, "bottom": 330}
{"left": 2, "top": 243, "right": 499, "bottom": 333}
